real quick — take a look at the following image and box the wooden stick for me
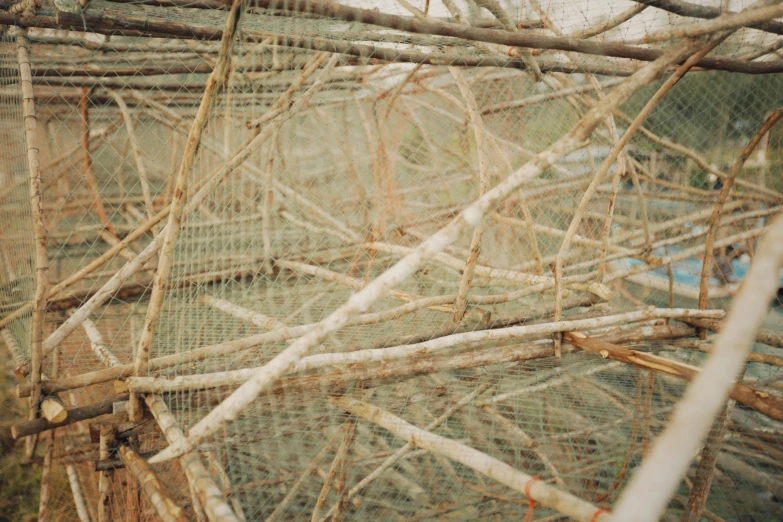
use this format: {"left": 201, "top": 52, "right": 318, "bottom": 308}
{"left": 80, "top": 87, "right": 117, "bottom": 237}
{"left": 144, "top": 394, "right": 241, "bottom": 522}
{"left": 125, "top": 309, "right": 723, "bottom": 394}
{"left": 66, "top": 464, "right": 92, "bottom": 522}
{"left": 613, "top": 110, "right": 783, "bottom": 201}
{"left": 205, "top": 451, "right": 247, "bottom": 522}
{"left": 312, "top": 419, "right": 357, "bottom": 522}
{"left": 633, "top": 0, "right": 783, "bottom": 36}
{"left": 449, "top": 67, "right": 490, "bottom": 322}
{"left": 118, "top": 444, "right": 189, "bottom": 522}
{"left": 199, "top": 295, "right": 287, "bottom": 330}
{"left": 611, "top": 213, "right": 783, "bottom": 521}
{"left": 245, "top": 0, "right": 782, "bottom": 74}
{"left": 329, "top": 396, "right": 610, "bottom": 522}
{"left": 677, "top": 317, "right": 783, "bottom": 350}
{"left": 563, "top": 333, "right": 783, "bottom": 421}
{"left": 41, "top": 394, "right": 68, "bottom": 423}
{"left": 679, "top": 399, "right": 734, "bottom": 522}
{"left": 130, "top": 0, "right": 246, "bottom": 421}
{"left": 98, "top": 426, "right": 115, "bottom": 522}
{"left": 264, "top": 433, "right": 340, "bottom": 522}
{"left": 318, "top": 382, "right": 492, "bottom": 521}
{"left": 570, "top": 4, "right": 647, "bottom": 39}
{"left": 635, "top": 2, "right": 783, "bottom": 43}
{"left": 11, "top": 396, "right": 128, "bottom": 439}
{"left": 82, "top": 318, "right": 124, "bottom": 368}
{"left": 552, "top": 34, "right": 729, "bottom": 343}
{"left": 13, "top": 27, "right": 50, "bottom": 430}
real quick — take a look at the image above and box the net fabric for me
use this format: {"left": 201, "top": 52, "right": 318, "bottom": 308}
{"left": 1, "top": 0, "right": 783, "bottom": 521}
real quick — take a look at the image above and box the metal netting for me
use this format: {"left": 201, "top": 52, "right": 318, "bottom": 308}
{"left": 2, "top": 1, "right": 783, "bottom": 521}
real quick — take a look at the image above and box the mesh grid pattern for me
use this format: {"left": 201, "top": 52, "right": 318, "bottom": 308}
{"left": 2, "top": 1, "right": 783, "bottom": 521}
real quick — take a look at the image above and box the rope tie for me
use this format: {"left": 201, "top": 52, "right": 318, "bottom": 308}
{"left": 522, "top": 476, "right": 542, "bottom": 522}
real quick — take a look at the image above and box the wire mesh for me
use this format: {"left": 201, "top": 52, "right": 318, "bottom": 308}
{"left": 1, "top": 0, "right": 783, "bottom": 521}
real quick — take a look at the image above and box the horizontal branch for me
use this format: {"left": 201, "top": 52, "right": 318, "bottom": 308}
{"left": 634, "top": 0, "right": 783, "bottom": 36}
{"left": 249, "top": 0, "right": 783, "bottom": 74}
{"left": 122, "top": 321, "right": 701, "bottom": 395}
{"left": 0, "top": 6, "right": 779, "bottom": 74}
{"left": 11, "top": 396, "right": 128, "bottom": 439}
{"left": 564, "top": 333, "right": 783, "bottom": 421}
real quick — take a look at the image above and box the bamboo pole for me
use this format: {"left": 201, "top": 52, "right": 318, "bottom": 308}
{"left": 611, "top": 213, "right": 783, "bottom": 521}
{"left": 329, "top": 396, "right": 611, "bottom": 522}
{"left": 117, "top": 444, "right": 190, "bottom": 522}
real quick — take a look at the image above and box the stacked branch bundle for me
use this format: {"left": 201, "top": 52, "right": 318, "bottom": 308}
{"left": 2, "top": 0, "right": 783, "bottom": 520}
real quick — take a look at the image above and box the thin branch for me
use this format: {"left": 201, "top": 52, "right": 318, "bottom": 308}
{"left": 329, "top": 396, "right": 611, "bottom": 522}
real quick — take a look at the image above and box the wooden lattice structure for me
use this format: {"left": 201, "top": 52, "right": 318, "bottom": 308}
{"left": 2, "top": 1, "right": 783, "bottom": 521}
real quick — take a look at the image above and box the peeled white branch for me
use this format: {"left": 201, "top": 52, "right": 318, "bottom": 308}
{"left": 329, "top": 396, "right": 611, "bottom": 522}
{"left": 612, "top": 213, "right": 783, "bottom": 522}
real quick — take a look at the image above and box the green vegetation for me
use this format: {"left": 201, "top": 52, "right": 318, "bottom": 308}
{"left": 0, "top": 353, "right": 77, "bottom": 522}
{"left": 0, "top": 357, "right": 42, "bottom": 522}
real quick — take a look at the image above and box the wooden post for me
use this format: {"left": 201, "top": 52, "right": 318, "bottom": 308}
{"left": 97, "top": 426, "right": 115, "bottom": 522}
{"left": 13, "top": 27, "right": 50, "bottom": 445}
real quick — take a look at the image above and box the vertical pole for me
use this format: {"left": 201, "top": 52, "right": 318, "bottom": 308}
{"left": 14, "top": 27, "right": 50, "bottom": 444}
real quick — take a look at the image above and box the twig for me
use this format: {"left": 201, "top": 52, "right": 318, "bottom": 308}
{"left": 553, "top": 34, "right": 729, "bottom": 342}
{"left": 107, "top": 89, "right": 155, "bottom": 220}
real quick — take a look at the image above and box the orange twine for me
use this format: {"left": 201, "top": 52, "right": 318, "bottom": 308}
{"left": 522, "top": 476, "right": 542, "bottom": 522}
{"left": 591, "top": 508, "right": 612, "bottom": 522}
